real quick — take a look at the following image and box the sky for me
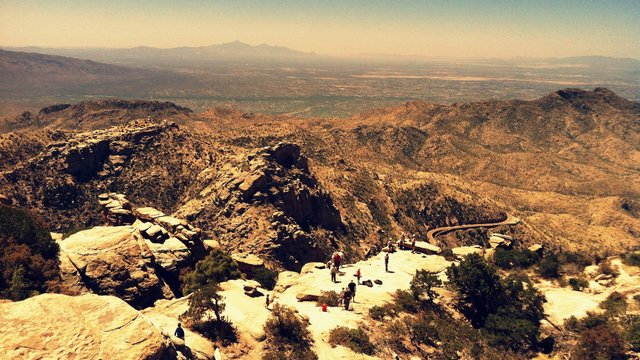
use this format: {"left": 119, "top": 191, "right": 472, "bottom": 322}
{"left": 1, "top": 0, "right": 639, "bottom": 59}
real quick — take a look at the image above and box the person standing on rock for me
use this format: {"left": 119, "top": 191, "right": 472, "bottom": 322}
{"left": 331, "top": 264, "right": 338, "bottom": 283}
{"left": 356, "top": 268, "right": 361, "bottom": 284}
{"left": 174, "top": 323, "right": 185, "bottom": 340}
{"left": 384, "top": 252, "right": 390, "bottom": 272}
{"left": 348, "top": 280, "right": 356, "bottom": 302}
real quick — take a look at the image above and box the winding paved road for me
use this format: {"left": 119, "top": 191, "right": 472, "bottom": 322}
{"left": 426, "top": 214, "right": 520, "bottom": 244}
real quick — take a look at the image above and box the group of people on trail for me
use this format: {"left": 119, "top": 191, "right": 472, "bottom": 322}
{"left": 398, "top": 232, "right": 418, "bottom": 254}
{"left": 339, "top": 279, "right": 357, "bottom": 310}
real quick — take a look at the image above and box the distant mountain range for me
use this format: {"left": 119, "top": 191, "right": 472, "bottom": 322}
{"left": 2, "top": 41, "right": 318, "bottom": 67}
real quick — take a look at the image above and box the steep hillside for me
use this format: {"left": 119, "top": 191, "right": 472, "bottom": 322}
{"left": 0, "top": 88, "right": 637, "bottom": 266}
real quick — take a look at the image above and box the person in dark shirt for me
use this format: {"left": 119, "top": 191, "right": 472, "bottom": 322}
{"left": 348, "top": 280, "right": 357, "bottom": 301}
{"left": 175, "top": 323, "right": 185, "bottom": 340}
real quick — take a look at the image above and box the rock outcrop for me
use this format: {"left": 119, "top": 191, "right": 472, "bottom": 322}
{"left": 175, "top": 142, "right": 345, "bottom": 270}
{"left": 0, "top": 294, "right": 173, "bottom": 360}
{"left": 60, "top": 226, "right": 169, "bottom": 308}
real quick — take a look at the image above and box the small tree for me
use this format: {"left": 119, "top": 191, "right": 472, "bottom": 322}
{"left": 410, "top": 270, "right": 442, "bottom": 305}
{"left": 263, "top": 304, "right": 317, "bottom": 359}
{"left": 182, "top": 249, "right": 241, "bottom": 294}
{"left": 537, "top": 254, "right": 561, "bottom": 278}
{"left": 180, "top": 283, "right": 236, "bottom": 343}
{"left": 183, "top": 283, "right": 226, "bottom": 323}
{"left": 446, "top": 254, "right": 504, "bottom": 327}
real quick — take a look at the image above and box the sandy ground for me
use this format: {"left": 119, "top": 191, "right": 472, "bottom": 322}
{"left": 272, "top": 250, "right": 451, "bottom": 359}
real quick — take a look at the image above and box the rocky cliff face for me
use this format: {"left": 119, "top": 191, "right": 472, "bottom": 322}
{"left": 175, "top": 142, "right": 344, "bottom": 270}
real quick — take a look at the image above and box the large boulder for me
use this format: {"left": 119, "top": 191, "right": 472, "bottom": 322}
{"left": 60, "top": 226, "right": 168, "bottom": 308}
{"left": 0, "top": 294, "right": 173, "bottom": 360}
{"left": 231, "top": 253, "right": 265, "bottom": 275}
{"left": 451, "top": 245, "right": 484, "bottom": 260}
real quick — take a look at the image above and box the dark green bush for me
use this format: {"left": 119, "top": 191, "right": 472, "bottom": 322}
{"left": 316, "top": 291, "right": 341, "bottom": 307}
{"left": 369, "top": 304, "right": 395, "bottom": 320}
{"left": 558, "top": 252, "right": 592, "bottom": 268}
{"left": 599, "top": 292, "right": 627, "bottom": 316}
{"left": 328, "top": 326, "right": 375, "bottom": 355}
{"left": 493, "top": 248, "right": 540, "bottom": 269}
{"left": 627, "top": 315, "right": 640, "bottom": 352}
{"left": 0, "top": 205, "right": 60, "bottom": 300}
{"left": 574, "top": 323, "right": 625, "bottom": 360}
{"left": 253, "top": 267, "right": 277, "bottom": 290}
{"left": 537, "top": 254, "right": 561, "bottom": 278}
{"left": 408, "top": 313, "right": 438, "bottom": 347}
{"left": 393, "top": 289, "right": 421, "bottom": 314}
{"left": 447, "top": 254, "right": 545, "bottom": 352}
{"left": 180, "top": 283, "right": 237, "bottom": 344}
{"left": 410, "top": 269, "right": 441, "bottom": 305}
{"left": 182, "top": 249, "right": 240, "bottom": 294}
{"left": 568, "top": 277, "right": 589, "bottom": 291}
{"left": 624, "top": 252, "right": 640, "bottom": 267}
{"left": 446, "top": 253, "right": 504, "bottom": 327}
{"left": 263, "top": 304, "right": 317, "bottom": 360}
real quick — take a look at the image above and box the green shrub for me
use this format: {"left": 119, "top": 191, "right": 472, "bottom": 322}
{"left": 316, "top": 291, "right": 341, "bottom": 307}
{"left": 263, "top": 304, "right": 317, "bottom": 360}
{"left": 393, "top": 289, "right": 421, "bottom": 314}
{"left": 410, "top": 269, "right": 441, "bottom": 305}
{"left": 599, "top": 261, "right": 619, "bottom": 277}
{"left": 568, "top": 277, "right": 589, "bottom": 291}
{"left": 634, "top": 294, "right": 640, "bottom": 306}
{"left": 369, "top": 304, "right": 395, "bottom": 320}
{"left": 446, "top": 253, "right": 504, "bottom": 327}
{"left": 408, "top": 314, "right": 438, "bottom": 347}
{"left": 447, "top": 254, "right": 545, "bottom": 352}
{"left": 383, "top": 319, "right": 410, "bottom": 352}
{"left": 537, "top": 254, "right": 561, "bottom": 278}
{"left": 624, "top": 252, "right": 640, "bottom": 267}
{"left": 180, "top": 283, "right": 237, "bottom": 344}
{"left": 599, "top": 292, "right": 627, "bottom": 316}
{"left": 626, "top": 315, "right": 640, "bottom": 352}
{"left": 493, "top": 248, "right": 540, "bottom": 269}
{"left": 574, "top": 323, "right": 625, "bottom": 360}
{"left": 328, "top": 326, "right": 375, "bottom": 355}
{"left": 558, "top": 252, "right": 592, "bottom": 268}
{"left": 0, "top": 205, "right": 60, "bottom": 300}
{"left": 253, "top": 267, "right": 277, "bottom": 290}
{"left": 182, "top": 249, "right": 240, "bottom": 294}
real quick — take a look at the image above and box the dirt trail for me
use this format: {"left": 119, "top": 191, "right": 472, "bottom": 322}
{"left": 426, "top": 214, "right": 520, "bottom": 244}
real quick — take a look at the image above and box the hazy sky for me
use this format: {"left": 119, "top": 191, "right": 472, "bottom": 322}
{"left": 1, "top": 0, "right": 639, "bottom": 59}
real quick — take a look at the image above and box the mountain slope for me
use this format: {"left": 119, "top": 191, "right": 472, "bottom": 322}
{"left": 0, "top": 49, "right": 141, "bottom": 88}
{"left": 0, "top": 88, "right": 637, "bottom": 265}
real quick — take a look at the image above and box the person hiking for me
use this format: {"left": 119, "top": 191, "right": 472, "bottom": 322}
{"left": 411, "top": 236, "right": 417, "bottom": 254}
{"left": 348, "top": 279, "right": 356, "bottom": 301}
{"left": 356, "top": 268, "right": 361, "bottom": 284}
{"left": 174, "top": 323, "right": 185, "bottom": 340}
{"left": 384, "top": 252, "right": 390, "bottom": 272}
{"left": 330, "top": 264, "right": 338, "bottom": 283}
{"left": 265, "top": 294, "right": 270, "bottom": 309}
{"left": 399, "top": 233, "right": 405, "bottom": 250}
{"left": 339, "top": 287, "right": 346, "bottom": 306}
{"left": 343, "top": 288, "right": 352, "bottom": 310}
